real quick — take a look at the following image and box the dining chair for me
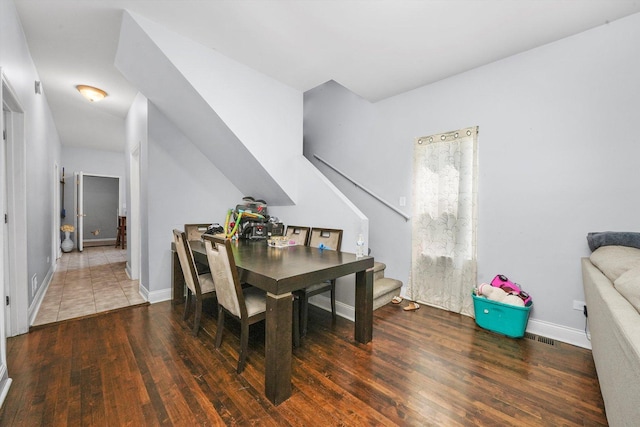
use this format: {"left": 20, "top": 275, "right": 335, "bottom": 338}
{"left": 184, "top": 223, "right": 213, "bottom": 241}
{"left": 203, "top": 234, "right": 300, "bottom": 373}
{"left": 284, "top": 225, "right": 310, "bottom": 246}
{"left": 172, "top": 229, "right": 217, "bottom": 336}
{"left": 184, "top": 223, "right": 217, "bottom": 274}
{"left": 295, "top": 227, "right": 343, "bottom": 337}
{"left": 115, "top": 216, "right": 126, "bottom": 249}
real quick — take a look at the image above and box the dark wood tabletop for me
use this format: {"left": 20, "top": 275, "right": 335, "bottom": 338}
{"left": 189, "top": 239, "right": 374, "bottom": 294}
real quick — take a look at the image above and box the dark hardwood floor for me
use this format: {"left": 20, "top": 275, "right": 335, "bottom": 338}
{"left": 0, "top": 299, "right": 607, "bottom": 426}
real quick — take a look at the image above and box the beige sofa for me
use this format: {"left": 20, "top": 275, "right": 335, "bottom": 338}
{"left": 582, "top": 245, "right": 640, "bottom": 427}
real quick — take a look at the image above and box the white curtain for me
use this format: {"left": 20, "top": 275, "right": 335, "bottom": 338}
{"left": 408, "top": 127, "right": 478, "bottom": 316}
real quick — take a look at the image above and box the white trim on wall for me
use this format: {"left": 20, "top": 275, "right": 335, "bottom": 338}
{"left": 1, "top": 72, "right": 29, "bottom": 337}
{"left": 53, "top": 163, "right": 61, "bottom": 260}
{"left": 526, "top": 318, "right": 591, "bottom": 350}
{"left": 27, "top": 265, "right": 54, "bottom": 327}
{"left": 310, "top": 295, "right": 592, "bottom": 349}
{"left": 128, "top": 143, "right": 141, "bottom": 280}
{"left": 144, "top": 288, "right": 171, "bottom": 304}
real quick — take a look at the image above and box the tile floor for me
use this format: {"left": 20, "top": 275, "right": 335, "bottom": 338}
{"left": 33, "top": 246, "right": 147, "bottom": 326}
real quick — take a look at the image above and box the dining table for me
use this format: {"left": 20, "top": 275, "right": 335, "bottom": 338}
{"left": 171, "top": 238, "right": 375, "bottom": 405}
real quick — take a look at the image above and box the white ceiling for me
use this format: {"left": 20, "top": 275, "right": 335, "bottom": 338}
{"left": 14, "top": 0, "right": 640, "bottom": 152}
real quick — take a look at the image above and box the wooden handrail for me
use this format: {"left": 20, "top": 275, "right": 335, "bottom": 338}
{"left": 313, "top": 154, "right": 410, "bottom": 221}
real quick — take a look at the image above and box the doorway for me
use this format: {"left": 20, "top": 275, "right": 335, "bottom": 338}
{"left": 74, "top": 172, "right": 121, "bottom": 251}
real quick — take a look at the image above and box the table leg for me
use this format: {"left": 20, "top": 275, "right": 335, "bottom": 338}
{"left": 354, "top": 267, "right": 374, "bottom": 343}
{"left": 265, "top": 291, "right": 292, "bottom": 405}
{"left": 171, "top": 250, "right": 185, "bottom": 305}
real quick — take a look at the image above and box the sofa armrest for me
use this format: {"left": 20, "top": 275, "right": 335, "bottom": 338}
{"left": 582, "top": 258, "right": 640, "bottom": 426}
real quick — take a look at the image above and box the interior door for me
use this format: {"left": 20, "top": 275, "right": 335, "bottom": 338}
{"left": 82, "top": 175, "right": 119, "bottom": 245}
{"left": 75, "top": 171, "right": 84, "bottom": 252}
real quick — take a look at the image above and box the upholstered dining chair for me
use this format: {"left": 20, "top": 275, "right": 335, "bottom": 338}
{"left": 184, "top": 223, "right": 213, "bottom": 242}
{"left": 284, "top": 225, "right": 310, "bottom": 246}
{"left": 184, "top": 223, "right": 214, "bottom": 274}
{"left": 172, "top": 229, "right": 217, "bottom": 336}
{"left": 202, "top": 234, "right": 300, "bottom": 373}
{"left": 295, "top": 227, "right": 343, "bottom": 337}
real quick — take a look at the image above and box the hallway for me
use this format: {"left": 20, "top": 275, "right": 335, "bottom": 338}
{"left": 33, "top": 246, "right": 147, "bottom": 327}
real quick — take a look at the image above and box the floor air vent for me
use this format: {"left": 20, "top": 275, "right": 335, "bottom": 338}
{"left": 524, "top": 332, "right": 556, "bottom": 346}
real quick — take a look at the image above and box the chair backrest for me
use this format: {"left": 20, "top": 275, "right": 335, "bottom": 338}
{"left": 285, "top": 225, "right": 310, "bottom": 246}
{"left": 308, "top": 228, "right": 343, "bottom": 251}
{"left": 173, "top": 229, "right": 200, "bottom": 295}
{"left": 202, "top": 234, "right": 245, "bottom": 319}
{"left": 184, "top": 223, "right": 213, "bottom": 241}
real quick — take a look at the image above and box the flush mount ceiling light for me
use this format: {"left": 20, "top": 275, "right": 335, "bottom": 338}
{"left": 76, "top": 84, "right": 107, "bottom": 102}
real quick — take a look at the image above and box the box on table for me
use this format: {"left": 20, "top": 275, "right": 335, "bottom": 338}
{"left": 472, "top": 293, "right": 531, "bottom": 338}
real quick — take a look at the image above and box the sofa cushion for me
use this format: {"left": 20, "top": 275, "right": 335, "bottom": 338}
{"left": 614, "top": 266, "right": 640, "bottom": 314}
{"left": 590, "top": 245, "right": 640, "bottom": 282}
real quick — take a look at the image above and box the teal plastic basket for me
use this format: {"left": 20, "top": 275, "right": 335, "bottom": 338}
{"left": 472, "top": 293, "right": 531, "bottom": 338}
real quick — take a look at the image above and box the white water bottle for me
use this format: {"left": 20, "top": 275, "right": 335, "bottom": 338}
{"left": 356, "top": 234, "right": 365, "bottom": 258}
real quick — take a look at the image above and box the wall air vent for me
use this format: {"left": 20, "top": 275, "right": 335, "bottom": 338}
{"left": 524, "top": 332, "right": 556, "bottom": 346}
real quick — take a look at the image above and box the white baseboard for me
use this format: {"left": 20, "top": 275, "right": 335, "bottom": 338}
{"left": 81, "top": 239, "right": 118, "bottom": 248}
{"left": 308, "top": 294, "right": 354, "bottom": 321}
{"left": 0, "top": 363, "right": 12, "bottom": 409}
{"left": 28, "top": 263, "right": 55, "bottom": 327}
{"left": 308, "top": 295, "right": 593, "bottom": 349}
{"left": 138, "top": 283, "right": 149, "bottom": 301}
{"left": 146, "top": 287, "right": 172, "bottom": 304}
{"left": 525, "top": 318, "right": 591, "bottom": 349}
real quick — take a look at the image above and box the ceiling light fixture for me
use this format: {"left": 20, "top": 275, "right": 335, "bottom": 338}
{"left": 76, "top": 84, "right": 107, "bottom": 102}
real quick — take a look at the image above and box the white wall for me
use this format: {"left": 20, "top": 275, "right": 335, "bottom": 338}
{"left": 124, "top": 92, "right": 148, "bottom": 283}
{"left": 125, "top": 94, "right": 245, "bottom": 300}
{"left": 117, "top": 12, "right": 368, "bottom": 308}
{"left": 145, "top": 103, "right": 244, "bottom": 301}
{"left": 60, "top": 146, "right": 126, "bottom": 226}
{"left": 1, "top": 0, "right": 61, "bottom": 316}
{"left": 116, "top": 11, "right": 293, "bottom": 206}
{"left": 304, "top": 13, "right": 640, "bottom": 347}
{"left": 271, "top": 159, "right": 369, "bottom": 313}
{"left": 0, "top": 0, "right": 63, "bottom": 405}
{"left": 138, "top": 9, "right": 303, "bottom": 199}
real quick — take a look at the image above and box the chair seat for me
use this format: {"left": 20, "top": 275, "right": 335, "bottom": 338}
{"left": 303, "top": 281, "right": 331, "bottom": 294}
{"left": 198, "top": 273, "right": 216, "bottom": 294}
{"left": 243, "top": 287, "right": 267, "bottom": 317}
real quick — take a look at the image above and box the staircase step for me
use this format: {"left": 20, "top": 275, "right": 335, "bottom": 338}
{"left": 373, "top": 262, "right": 386, "bottom": 272}
{"left": 373, "top": 277, "right": 402, "bottom": 311}
{"left": 373, "top": 262, "right": 386, "bottom": 281}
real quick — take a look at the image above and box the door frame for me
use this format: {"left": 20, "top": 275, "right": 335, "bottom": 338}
{"left": 53, "top": 163, "right": 61, "bottom": 260}
{"left": 1, "top": 71, "right": 29, "bottom": 338}
{"left": 75, "top": 171, "right": 83, "bottom": 251}
{"left": 128, "top": 144, "right": 140, "bottom": 280}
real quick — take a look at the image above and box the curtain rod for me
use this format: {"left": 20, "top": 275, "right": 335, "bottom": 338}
{"left": 313, "top": 154, "right": 410, "bottom": 221}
